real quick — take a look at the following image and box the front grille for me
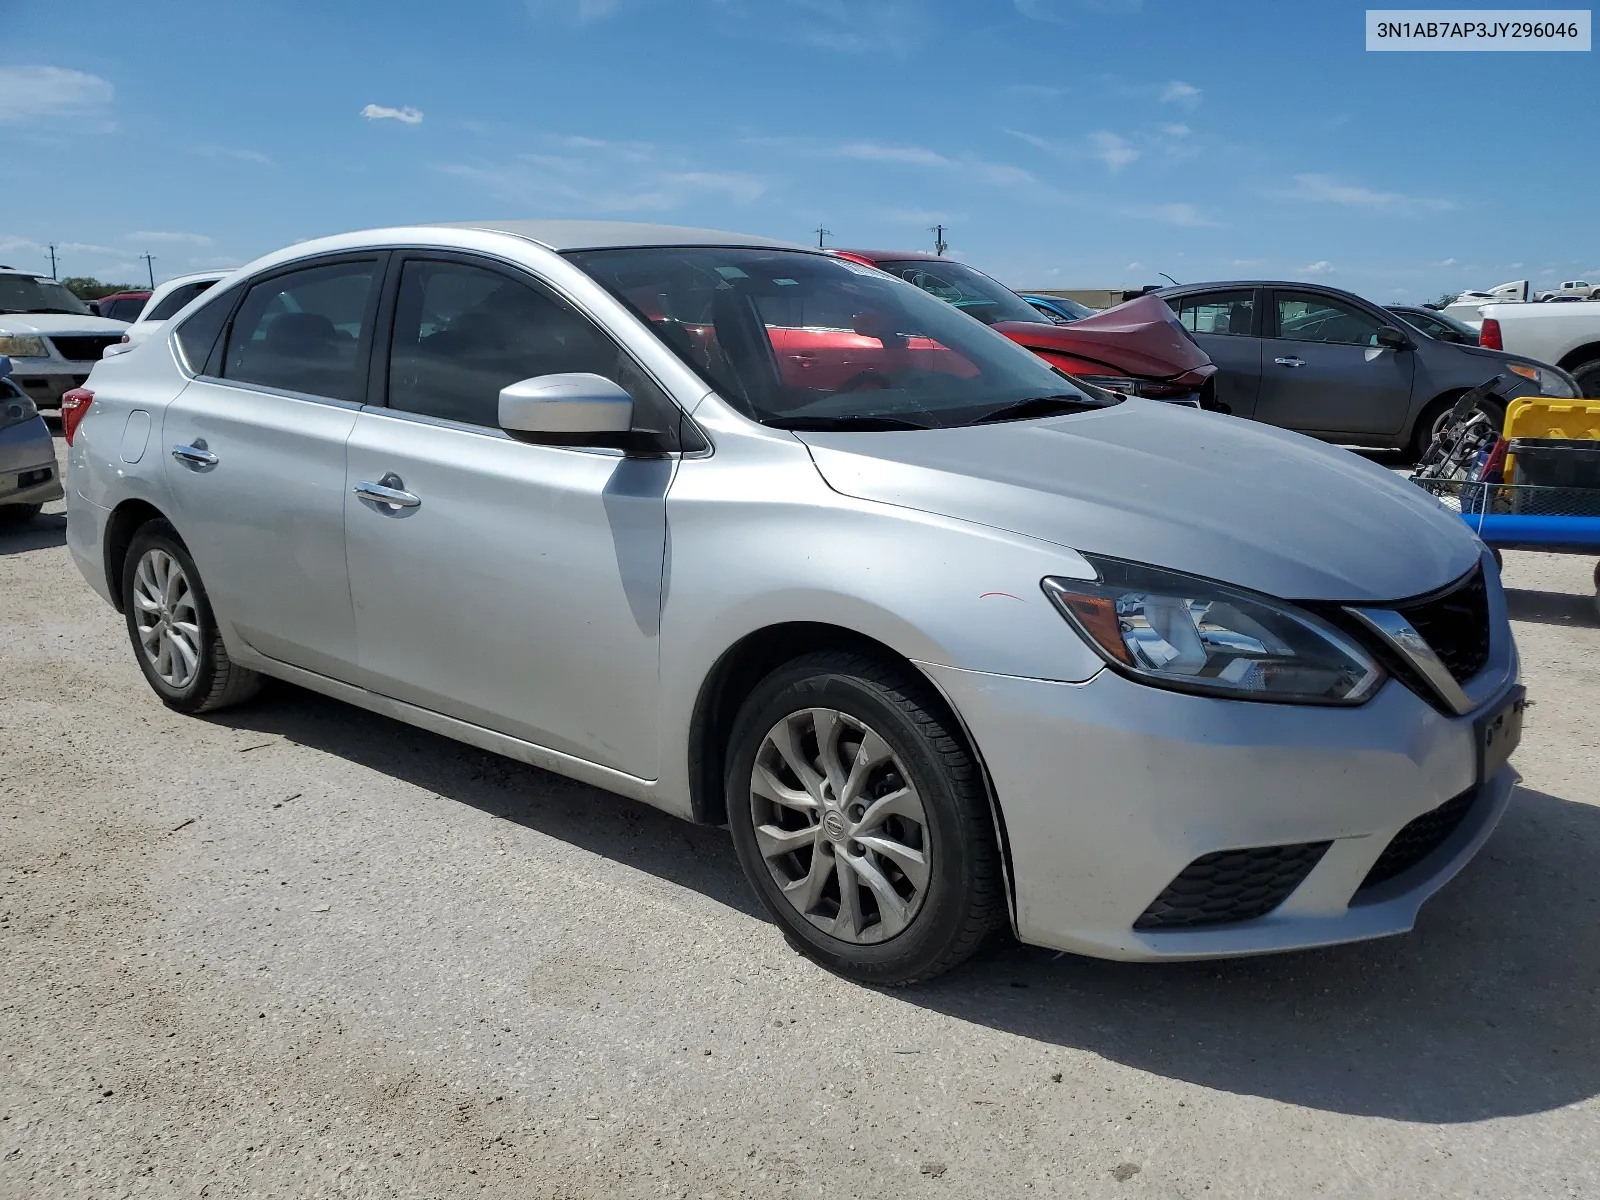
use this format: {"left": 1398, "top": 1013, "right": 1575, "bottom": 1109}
{"left": 1396, "top": 568, "right": 1490, "bottom": 684}
{"left": 1135, "top": 841, "right": 1331, "bottom": 930}
{"left": 1359, "top": 789, "right": 1476, "bottom": 890}
{"left": 47, "top": 335, "right": 121, "bottom": 362}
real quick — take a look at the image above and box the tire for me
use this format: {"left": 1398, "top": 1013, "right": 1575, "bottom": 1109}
{"left": 1572, "top": 359, "right": 1600, "bottom": 400}
{"left": 1411, "top": 394, "right": 1505, "bottom": 462}
{"left": 725, "top": 650, "right": 1004, "bottom": 985}
{"left": 121, "top": 519, "right": 261, "bottom": 714}
{"left": 0, "top": 503, "right": 43, "bottom": 526}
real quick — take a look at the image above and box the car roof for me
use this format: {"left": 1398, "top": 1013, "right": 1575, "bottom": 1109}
{"left": 435, "top": 219, "right": 804, "bottom": 252}
{"left": 832, "top": 249, "right": 951, "bottom": 263}
{"left": 153, "top": 271, "right": 227, "bottom": 289}
{"left": 1155, "top": 280, "right": 1353, "bottom": 294}
{"left": 100, "top": 290, "right": 151, "bottom": 299}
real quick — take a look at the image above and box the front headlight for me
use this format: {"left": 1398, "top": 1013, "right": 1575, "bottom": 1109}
{"left": 1042, "top": 556, "right": 1385, "bottom": 705}
{"left": 1506, "top": 360, "right": 1577, "bottom": 398}
{"left": 0, "top": 335, "right": 50, "bottom": 359}
{"left": 0, "top": 384, "right": 39, "bottom": 431}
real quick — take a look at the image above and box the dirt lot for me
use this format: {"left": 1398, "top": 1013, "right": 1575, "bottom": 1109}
{"left": 4, "top": 438, "right": 1599, "bottom": 1198}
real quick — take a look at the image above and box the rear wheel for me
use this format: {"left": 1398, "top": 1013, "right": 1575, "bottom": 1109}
{"left": 725, "top": 651, "right": 1003, "bottom": 985}
{"left": 0, "top": 503, "right": 43, "bottom": 526}
{"left": 122, "top": 520, "right": 261, "bottom": 713}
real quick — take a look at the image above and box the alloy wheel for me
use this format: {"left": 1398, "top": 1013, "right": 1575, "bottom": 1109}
{"left": 132, "top": 547, "right": 202, "bottom": 689}
{"left": 748, "top": 707, "right": 932, "bottom": 944}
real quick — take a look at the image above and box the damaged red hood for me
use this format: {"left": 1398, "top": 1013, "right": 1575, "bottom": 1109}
{"left": 994, "top": 294, "right": 1214, "bottom": 381}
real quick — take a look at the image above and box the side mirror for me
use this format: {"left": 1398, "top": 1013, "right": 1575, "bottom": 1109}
{"left": 498, "top": 373, "right": 633, "bottom": 440}
{"left": 1375, "top": 325, "right": 1412, "bottom": 351}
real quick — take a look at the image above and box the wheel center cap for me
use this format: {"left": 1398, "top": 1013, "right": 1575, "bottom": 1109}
{"left": 822, "top": 810, "right": 847, "bottom": 842}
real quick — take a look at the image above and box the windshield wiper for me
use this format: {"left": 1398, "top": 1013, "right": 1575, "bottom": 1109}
{"left": 971, "top": 394, "right": 1106, "bottom": 425}
{"left": 764, "top": 414, "right": 932, "bottom": 432}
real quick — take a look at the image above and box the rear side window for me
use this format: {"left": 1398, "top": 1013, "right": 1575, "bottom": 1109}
{"left": 146, "top": 280, "right": 217, "bottom": 322}
{"left": 103, "top": 297, "right": 147, "bottom": 322}
{"left": 222, "top": 261, "right": 378, "bottom": 401}
{"left": 173, "top": 285, "right": 242, "bottom": 374}
{"left": 1173, "top": 291, "right": 1255, "bottom": 336}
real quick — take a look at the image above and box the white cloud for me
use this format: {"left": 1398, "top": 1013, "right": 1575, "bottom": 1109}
{"left": 0, "top": 66, "right": 113, "bottom": 124}
{"left": 1231, "top": 258, "right": 1266, "bottom": 267}
{"left": 437, "top": 136, "right": 766, "bottom": 214}
{"left": 0, "top": 235, "right": 45, "bottom": 257}
{"left": 127, "top": 231, "right": 213, "bottom": 246}
{"left": 192, "top": 144, "right": 273, "bottom": 166}
{"left": 361, "top": 103, "right": 423, "bottom": 125}
{"left": 1089, "top": 131, "right": 1138, "bottom": 171}
{"left": 1276, "top": 173, "right": 1457, "bottom": 214}
{"left": 1508, "top": 262, "right": 1524, "bottom": 269}
{"left": 1159, "top": 80, "right": 1201, "bottom": 107}
{"left": 525, "top": 0, "right": 626, "bottom": 22}
{"left": 879, "top": 207, "right": 965, "bottom": 226}
{"left": 1121, "top": 202, "right": 1217, "bottom": 227}
{"left": 1434, "top": 256, "right": 1457, "bottom": 267}
{"left": 1303, "top": 260, "right": 1335, "bottom": 275}
{"left": 1159, "top": 122, "right": 1190, "bottom": 137}
{"left": 835, "top": 141, "right": 952, "bottom": 168}
{"left": 1391, "top": 287, "right": 1410, "bottom": 296}
{"left": 1125, "top": 261, "right": 1144, "bottom": 270}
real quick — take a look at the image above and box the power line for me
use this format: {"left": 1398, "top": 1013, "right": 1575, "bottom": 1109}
{"left": 930, "top": 224, "right": 948, "bottom": 256}
{"left": 814, "top": 226, "right": 832, "bottom": 248}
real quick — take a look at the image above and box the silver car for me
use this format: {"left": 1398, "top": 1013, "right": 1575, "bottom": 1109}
{"left": 1, "top": 356, "right": 64, "bottom": 524}
{"left": 65, "top": 221, "right": 1524, "bottom": 983}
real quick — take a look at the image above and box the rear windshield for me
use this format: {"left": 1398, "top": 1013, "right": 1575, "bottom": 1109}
{"left": 568, "top": 246, "right": 1109, "bottom": 430}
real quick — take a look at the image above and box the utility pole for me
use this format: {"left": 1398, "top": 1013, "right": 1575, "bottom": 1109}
{"left": 47, "top": 244, "right": 59, "bottom": 279}
{"left": 930, "top": 224, "right": 948, "bottom": 256}
{"left": 814, "top": 226, "right": 831, "bottom": 249}
{"left": 140, "top": 253, "right": 156, "bottom": 288}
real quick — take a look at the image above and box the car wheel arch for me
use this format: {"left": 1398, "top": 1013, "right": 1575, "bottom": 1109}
{"left": 103, "top": 499, "right": 172, "bottom": 613}
{"left": 686, "top": 619, "right": 1019, "bottom": 928}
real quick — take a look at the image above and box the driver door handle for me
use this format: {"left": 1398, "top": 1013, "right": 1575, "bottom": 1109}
{"left": 353, "top": 477, "right": 421, "bottom": 509}
{"left": 171, "top": 442, "right": 219, "bottom": 467}
{"left": 1273, "top": 356, "right": 1306, "bottom": 368}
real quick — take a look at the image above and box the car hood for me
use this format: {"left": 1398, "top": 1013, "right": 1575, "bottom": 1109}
{"left": 0, "top": 313, "right": 130, "bottom": 334}
{"left": 992, "top": 295, "right": 1213, "bottom": 381}
{"left": 797, "top": 400, "right": 1481, "bottom": 603}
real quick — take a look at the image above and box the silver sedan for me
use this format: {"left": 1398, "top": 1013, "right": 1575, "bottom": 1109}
{"left": 64, "top": 221, "right": 1523, "bottom": 983}
{"left": 0, "top": 358, "right": 64, "bottom": 524}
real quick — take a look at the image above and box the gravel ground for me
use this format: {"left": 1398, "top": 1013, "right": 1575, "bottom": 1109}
{"left": 3, "top": 436, "right": 1598, "bottom": 1199}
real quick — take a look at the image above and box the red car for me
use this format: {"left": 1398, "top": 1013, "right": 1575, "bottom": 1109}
{"left": 832, "top": 250, "right": 1216, "bottom": 405}
{"left": 92, "top": 291, "right": 151, "bottom": 322}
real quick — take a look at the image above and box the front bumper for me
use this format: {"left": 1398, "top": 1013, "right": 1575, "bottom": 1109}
{"left": 925, "top": 654, "right": 1520, "bottom": 962}
{"left": 0, "top": 416, "right": 63, "bottom": 506}
{"left": 10, "top": 364, "right": 94, "bottom": 409}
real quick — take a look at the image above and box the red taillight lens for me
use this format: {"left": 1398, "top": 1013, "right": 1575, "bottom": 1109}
{"left": 119, "top": 334, "right": 130, "bottom": 343}
{"left": 1479, "top": 318, "right": 1502, "bottom": 350}
{"left": 60, "top": 388, "right": 93, "bottom": 445}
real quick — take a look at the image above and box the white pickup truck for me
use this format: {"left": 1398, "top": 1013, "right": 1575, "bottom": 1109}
{"left": 1479, "top": 300, "right": 1600, "bottom": 398}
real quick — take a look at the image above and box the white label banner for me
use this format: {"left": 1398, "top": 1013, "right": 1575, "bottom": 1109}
{"left": 1367, "top": 9, "right": 1590, "bottom": 49}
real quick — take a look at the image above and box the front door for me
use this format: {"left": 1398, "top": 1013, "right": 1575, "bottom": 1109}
{"left": 1253, "top": 290, "right": 1414, "bottom": 438}
{"left": 343, "top": 253, "right": 673, "bottom": 778}
{"left": 161, "top": 255, "right": 384, "bottom": 676}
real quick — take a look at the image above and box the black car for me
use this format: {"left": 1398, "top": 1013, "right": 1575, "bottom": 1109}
{"left": 1156, "top": 280, "right": 1579, "bottom": 457}
{"left": 1385, "top": 304, "right": 1481, "bottom": 345}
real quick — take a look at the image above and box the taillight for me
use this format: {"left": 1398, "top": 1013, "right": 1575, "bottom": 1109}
{"left": 61, "top": 388, "right": 93, "bottom": 445}
{"left": 119, "top": 334, "right": 130, "bottom": 343}
{"left": 1479, "top": 318, "right": 1502, "bottom": 350}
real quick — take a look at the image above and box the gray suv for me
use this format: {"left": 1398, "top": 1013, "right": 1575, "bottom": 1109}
{"left": 1157, "top": 281, "right": 1581, "bottom": 457}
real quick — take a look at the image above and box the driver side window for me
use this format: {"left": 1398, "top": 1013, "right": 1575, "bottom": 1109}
{"left": 1274, "top": 292, "right": 1382, "bottom": 347}
{"left": 386, "top": 257, "right": 680, "bottom": 440}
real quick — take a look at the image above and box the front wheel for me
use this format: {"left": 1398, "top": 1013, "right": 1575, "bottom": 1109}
{"left": 1572, "top": 359, "right": 1600, "bottom": 400}
{"left": 122, "top": 520, "right": 261, "bottom": 713}
{"left": 725, "top": 651, "right": 1004, "bottom": 985}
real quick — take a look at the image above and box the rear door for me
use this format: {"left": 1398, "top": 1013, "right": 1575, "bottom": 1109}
{"left": 161, "top": 254, "right": 385, "bottom": 676}
{"left": 1169, "top": 289, "right": 1263, "bottom": 418}
{"left": 1253, "top": 289, "right": 1414, "bottom": 438}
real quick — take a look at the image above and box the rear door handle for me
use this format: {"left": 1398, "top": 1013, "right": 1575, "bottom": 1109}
{"left": 353, "top": 476, "right": 421, "bottom": 509}
{"left": 1273, "top": 356, "right": 1306, "bottom": 368}
{"left": 171, "top": 442, "right": 219, "bottom": 467}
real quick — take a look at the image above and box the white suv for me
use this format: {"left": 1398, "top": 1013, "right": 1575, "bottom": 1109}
{"left": 0, "top": 268, "right": 130, "bottom": 409}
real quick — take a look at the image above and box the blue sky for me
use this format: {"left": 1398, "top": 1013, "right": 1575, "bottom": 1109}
{"left": 2, "top": 0, "right": 1595, "bottom": 302}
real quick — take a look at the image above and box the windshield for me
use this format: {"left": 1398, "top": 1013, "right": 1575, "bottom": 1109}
{"left": 567, "top": 246, "right": 1113, "bottom": 430}
{"left": 0, "top": 275, "right": 92, "bottom": 316}
{"left": 870, "top": 259, "right": 1048, "bottom": 326}
{"left": 1028, "top": 294, "right": 1094, "bottom": 322}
